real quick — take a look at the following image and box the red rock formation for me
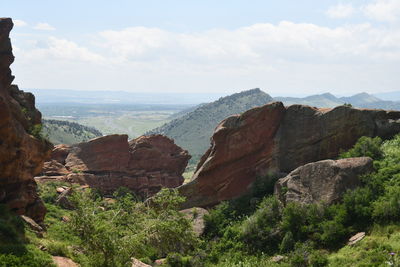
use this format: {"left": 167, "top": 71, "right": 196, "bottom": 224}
{"left": 0, "top": 18, "right": 51, "bottom": 222}
{"left": 179, "top": 103, "right": 400, "bottom": 208}
{"left": 37, "top": 134, "right": 190, "bottom": 197}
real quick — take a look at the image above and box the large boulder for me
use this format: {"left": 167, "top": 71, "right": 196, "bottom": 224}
{"left": 37, "top": 134, "right": 190, "bottom": 197}
{"left": 274, "top": 157, "right": 373, "bottom": 205}
{"left": 0, "top": 18, "right": 51, "bottom": 223}
{"left": 179, "top": 102, "right": 400, "bottom": 208}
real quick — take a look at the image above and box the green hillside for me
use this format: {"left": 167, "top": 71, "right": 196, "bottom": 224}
{"left": 147, "top": 88, "right": 274, "bottom": 164}
{"left": 42, "top": 119, "right": 103, "bottom": 145}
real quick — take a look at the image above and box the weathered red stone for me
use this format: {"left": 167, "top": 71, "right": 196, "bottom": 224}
{"left": 37, "top": 134, "right": 190, "bottom": 197}
{"left": 179, "top": 102, "right": 400, "bottom": 208}
{"left": 0, "top": 18, "right": 51, "bottom": 223}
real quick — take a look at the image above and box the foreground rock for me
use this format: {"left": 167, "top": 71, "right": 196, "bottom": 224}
{"left": 37, "top": 134, "right": 190, "bottom": 197}
{"left": 348, "top": 232, "right": 366, "bottom": 246}
{"left": 0, "top": 18, "right": 51, "bottom": 223}
{"left": 52, "top": 256, "right": 79, "bottom": 267}
{"left": 274, "top": 157, "right": 373, "bottom": 205}
{"left": 179, "top": 102, "right": 400, "bottom": 208}
{"left": 131, "top": 258, "right": 151, "bottom": 267}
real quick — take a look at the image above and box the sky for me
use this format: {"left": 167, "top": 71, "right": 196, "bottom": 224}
{"left": 2, "top": 0, "right": 400, "bottom": 96}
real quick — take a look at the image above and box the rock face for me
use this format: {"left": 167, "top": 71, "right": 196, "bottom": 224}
{"left": 0, "top": 18, "right": 51, "bottom": 222}
{"left": 180, "top": 102, "right": 400, "bottom": 208}
{"left": 37, "top": 134, "right": 190, "bottom": 197}
{"left": 274, "top": 157, "right": 373, "bottom": 205}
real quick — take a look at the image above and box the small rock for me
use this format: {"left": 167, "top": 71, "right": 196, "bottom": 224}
{"left": 20, "top": 215, "right": 43, "bottom": 233}
{"left": 56, "top": 187, "right": 66, "bottom": 194}
{"left": 348, "top": 232, "right": 366, "bottom": 246}
{"left": 131, "top": 258, "right": 151, "bottom": 267}
{"left": 154, "top": 258, "right": 167, "bottom": 265}
{"left": 271, "top": 255, "right": 286, "bottom": 263}
{"left": 56, "top": 188, "right": 74, "bottom": 209}
{"left": 52, "top": 256, "right": 79, "bottom": 267}
{"left": 61, "top": 216, "right": 70, "bottom": 222}
{"left": 104, "top": 197, "right": 116, "bottom": 204}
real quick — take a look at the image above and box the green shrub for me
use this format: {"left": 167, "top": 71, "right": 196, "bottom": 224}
{"left": 342, "top": 187, "right": 374, "bottom": 230}
{"left": 0, "top": 244, "right": 55, "bottom": 267}
{"left": 29, "top": 124, "right": 44, "bottom": 140}
{"left": 308, "top": 250, "right": 328, "bottom": 267}
{"left": 318, "top": 205, "right": 348, "bottom": 248}
{"left": 372, "top": 185, "right": 400, "bottom": 223}
{"left": 281, "top": 202, "right": 307, "bottom": 240}
{"left": 166, "top": 253, "right": 192, "bottom": 267}
{"left": 68, "top": 188, "right": 197, "bottom": 266}
{"left": 340, "top": 136, "right": 383, "bottom": 160}
{"left": 204, "top": 174, "right": 280, "bottom": 239}
{"left": 280, "top": 231, "right": 295, "bottom": 253}
{"left": 241, "top": 196, "right": 282, "bottom": 254}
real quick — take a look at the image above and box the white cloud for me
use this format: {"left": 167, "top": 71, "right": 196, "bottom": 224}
{"left": 19, "top": 37, "right": 104, "bottom": 63}
{"left": 33, "top": 22, "right": 56, "bottom": 31}
{"left": 97, "top": 22, "right": 400, "bottom": 66}
{"left": 363, "top": 0, "right": 400, "bottom": 22}
{"left": 13, "top": 19, "right": 27, "bottom": 27}
{"left": 326, "top": 4, "right": 355, "bottom": 19}
{"left": 11, "top": 21, "right": 400, "bottom": 95}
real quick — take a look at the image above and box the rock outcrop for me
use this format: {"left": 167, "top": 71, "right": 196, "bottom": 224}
{"left": 36, "top": 134, "right": 190, "bottom": 197}
{"left": 274, "top": 157, "right": 373, "bottom": 205}
{"left": 180, "top": 102, "right": 400, "bottom": 208}
{"left": 0, "top": 18, "right": 51, "bottom": 222}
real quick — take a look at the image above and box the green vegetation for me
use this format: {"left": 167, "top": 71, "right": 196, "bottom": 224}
{"left": 29, "top": 124, "right": 46, "bottom": 140}
{"left": 42, "top": 119, "right": 102, "bottom": 145}
{"left": 10, "top": 183, "right": 198, "bottom": 267}
{"left": 148, "top": 88, "right": 274, "bottom": 164}
{"left": 2, "top": 134, "right": 400, "bottom": 266}
{"left": 0, "top": 205, "right": 55, "bottom": 267}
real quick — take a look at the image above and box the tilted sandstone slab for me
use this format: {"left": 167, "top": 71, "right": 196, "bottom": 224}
{"left": 37, "top": 134, "right": 190, "bottom": 197}
{"left": 179, "top": 102, "right": 400, "bottom": 208}
{"left": 0, "top": 18, "right": 51, "bottom": 222}
{"left": 274, "top": 157, "right": 373, "bottom": 205}
{"left": 179, "top": 102, "right": 286, "bottom": 208}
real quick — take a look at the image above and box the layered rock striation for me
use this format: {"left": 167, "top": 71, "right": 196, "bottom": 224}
{"left": 0, "top": 18, "right": 51, "bottom": 222}
{"left": 274, "top": 157, "right": 373, "bottom": 205}
{"left": 36, "top": 134, "right": 190, "bottom": 197}
{"left": 180, "top": 102, "right": 400, "bottom": 208}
